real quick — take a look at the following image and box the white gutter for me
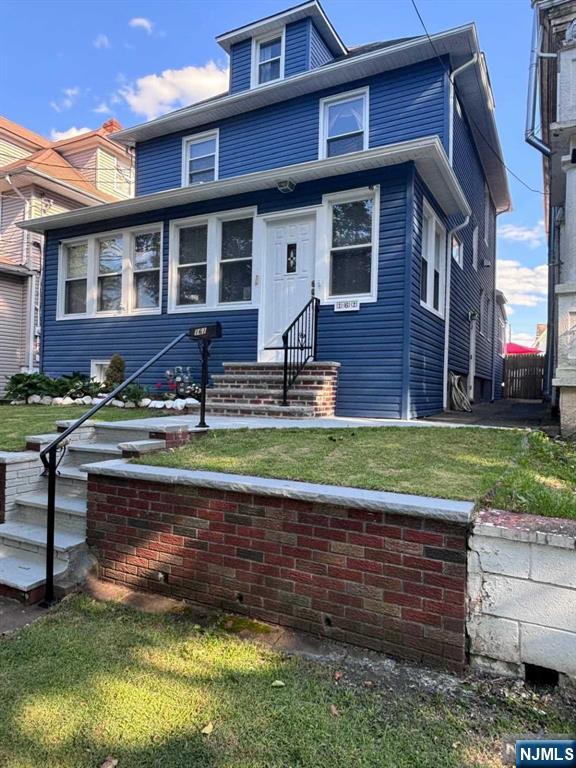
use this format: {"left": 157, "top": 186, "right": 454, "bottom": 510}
{"left": 525, "top": 8, "right": 551, "bottom": 156}
{"left": 442, "top": 215, "right": 470, "bottom": 410}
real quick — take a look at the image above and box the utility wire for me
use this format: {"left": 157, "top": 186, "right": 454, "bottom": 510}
{"left": 409, "top": 0, "right": 545, "bottom": 197}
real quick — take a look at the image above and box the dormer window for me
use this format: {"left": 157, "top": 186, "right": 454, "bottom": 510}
{"left": 182, "top": 130, "right": 219, "bottom": 186}
{"left": 252, "top": 31, "right": 284, "bottom": 87}
{"left": 319, "top": 88, "right": 369, "bottom": 159}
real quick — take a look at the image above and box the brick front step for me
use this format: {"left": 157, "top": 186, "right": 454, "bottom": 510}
{"left": 211, "top": 361, "right": 340, "bottom": 418}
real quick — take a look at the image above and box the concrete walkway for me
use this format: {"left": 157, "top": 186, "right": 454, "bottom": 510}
{"left": 96, "top": 412, "right": 511, "bottom": 432}
{"left": 423, "top": 399, "right": 558, "bottom": 432}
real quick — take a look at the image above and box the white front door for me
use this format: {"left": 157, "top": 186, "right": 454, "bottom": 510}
{"left": 260, "top": 214, "right": 316, "bottom": 361}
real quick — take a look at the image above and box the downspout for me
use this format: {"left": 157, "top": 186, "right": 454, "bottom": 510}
{"left": 442, "top": 215, "right": 470, "bottom": 410}
{"left": 4, "top": 174, "right": 35, "bottom": 371}
{"left": 525, "top": 8, "right": 552, "bottom": 157}
{"left": 441, "top": 58, "right": 476, "bottom": 410}
{"left": 490, "top": 212, "right": 501, "bottom": 402}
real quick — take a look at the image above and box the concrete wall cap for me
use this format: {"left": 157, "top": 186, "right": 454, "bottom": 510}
{"left": 86, "top": 459, "right": 474, "bottom": 524}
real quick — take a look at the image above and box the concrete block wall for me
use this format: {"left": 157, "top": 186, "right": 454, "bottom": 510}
{"left": 86, "top": 463, "right": 473, "bottom": 671}
{"left": 468, "top": 508, "right": 576, "bottom": 683}
{"left": 0, "top": 452, "right": 44, "bottom": 522}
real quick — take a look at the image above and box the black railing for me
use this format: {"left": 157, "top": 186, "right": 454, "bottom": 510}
{"left": 267, "top": 294, "right": 320, "bottom": 406}
{"left": 39, "top": 328, "right": 203, "bottom": 606}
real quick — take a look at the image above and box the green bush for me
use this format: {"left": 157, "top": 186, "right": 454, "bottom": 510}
{"left": 120, "top": 382, "right": 149, "bottom": 404}
{"left": 104, "top": 354, "right": 125, "bottom": 392}
{"left": 5, "top": 372, "right": 60, "bottom": 401}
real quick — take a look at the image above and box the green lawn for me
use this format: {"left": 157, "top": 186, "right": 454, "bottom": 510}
{"left": 0, "top": 595, "right": 572, "bottom": 768}
{"left": 0, "top": 405, "right": 161, "bottom": 452}
{"left": 139, "top": 427, "right": 576, "bottom": 519}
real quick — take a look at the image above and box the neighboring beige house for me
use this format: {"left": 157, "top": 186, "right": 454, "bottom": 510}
{"left": 527, "top": 0, "right": 576, "bottom": 434}
{"left": 0, "top": 117, "right": 134, "bottom": 394}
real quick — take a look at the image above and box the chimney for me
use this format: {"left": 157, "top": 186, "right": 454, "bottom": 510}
{"left": 101, "top": 118, "right": 123, "bottom": 134}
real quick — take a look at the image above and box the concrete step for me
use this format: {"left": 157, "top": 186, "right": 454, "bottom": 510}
{"left": 14, "top": 489, "right": 87, "bottom": 535}
{"left": 0, "top": 521, "right": 84, "bottom": 556}
{"left": 222, "top": 361, "right": 340, "bottom": 372}
{"left": 92, "top": 423, "right": 157, "bottom": 443}
{"left": 24, "top": 432, "right": 68, "bottom": 452}
{"left": 0, "top": 544, "right": 67, "bottom": 594}
{"left": 66, "top": 442, "right": 122, "bottom": 467}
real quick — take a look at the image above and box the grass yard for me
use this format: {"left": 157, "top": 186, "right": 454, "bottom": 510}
{"left": 140, "top": 427, "right": 576, "bottom": 519}
{"left": 0, "top": 405, "right": 161, "bottom": 452}
{"left": 0, "top": 595, "right": 573, "bottom": 768}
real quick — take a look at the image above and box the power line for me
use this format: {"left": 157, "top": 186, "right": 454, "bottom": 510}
{"left": 409, "top": 0, "right": 545, "bottom": 197}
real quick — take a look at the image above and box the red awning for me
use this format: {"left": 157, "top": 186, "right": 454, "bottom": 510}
{"left": 505, "top": 342, "right": 542, "bottom": 355}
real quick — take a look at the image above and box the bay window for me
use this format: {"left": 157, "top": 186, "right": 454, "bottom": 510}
{"left": 420, "top": 200, "right": 446, "bottom": 316}
{"left": 58, "top": 225, "right": 162, "bottom": 319}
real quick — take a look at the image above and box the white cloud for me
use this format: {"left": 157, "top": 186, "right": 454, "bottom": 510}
{"left": 50, "top": 126, "right": 91, "bottom": 141}
{"left": 496, "top": 259, "right": 548, "bottom": 307}
{"left": 93, "top": 101, "right": 111, "bottom": 114}
{"left": 129, "top": 17, "right": 153, "bottom": 34}
{"left": 93, "top": 33, "right": 110, "bottom": 49}
{"left": 498, "top": 219, "right": 546, "bottom": 250}
{"left": 511, "top": 332, "right": 537, "bottom": 347}
{"left": 119, "top": 62, "right": 228, "bottom": 120}
{"left": 50, "top": 86, "right": 80, "bottom": 113}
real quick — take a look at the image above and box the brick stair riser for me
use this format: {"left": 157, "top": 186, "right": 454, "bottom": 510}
{"left": 12, "top": 505, "right": 86, "bottom": 535}
{"left": 208, "top": 391, "right": 317, "bottom": 404}
{"left": 205, "top": 405, "right": 314, "bottom": 418}
{"left": 213, "top": 374, "right": 337, "bottom": 387}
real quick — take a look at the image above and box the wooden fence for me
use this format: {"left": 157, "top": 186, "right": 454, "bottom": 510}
{"left": 504, "top": 354, "right": 544, "bottom": 399}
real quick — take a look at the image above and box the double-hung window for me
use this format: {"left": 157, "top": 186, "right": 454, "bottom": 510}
{"left": 59, "top": 225, "right": 162, "bottom": 319}
{"left": 97, "top": 236, "right": 123, "bottom": 313}
{"left": 182, "top": 131, "right": 218, "bottom": 186}
{"left": 219, "top": 217, "right": 253, "bottom": 303}
{"left": 176, "top": 224, "right": 208, "bottom": 306}
{"left": 63, "top": 242, "right": 88, "bottom": 316}
{"left": 320, "top": 89, "right": 368, "bottom": 159}
{"left": 327, "top": 191, "right": 376, "bottom": 298}
{"left": 132, "top": 230, "right": 161, "bottom": 310}
{"left": 169, "top": 210, "right": 255, "bottom": 311}
{"left": 253, "top": 33, "right": 284, "bottom": 85}
{"left": 420, "top": 200, "right": 447, "bottom": 316}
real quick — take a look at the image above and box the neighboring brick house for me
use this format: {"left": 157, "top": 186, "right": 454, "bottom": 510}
{"left": 0, "top": 117, "right": 134, "bottom": 393}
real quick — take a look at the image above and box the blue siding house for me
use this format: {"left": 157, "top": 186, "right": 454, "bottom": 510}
{"left": 22, "top": 0, "right": 510, "bottom": 419}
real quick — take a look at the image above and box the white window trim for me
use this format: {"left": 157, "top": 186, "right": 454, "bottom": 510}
{"left": 90, "top": 359, "right": 111, "bottom": 383}
{"left": 315, "top": 186, "right": 379, "bottom": 305}
{"left": 419, "top": 198, "right": 447, "bottom": 319}
{"left": 168, "top": 206, "right": 257, "bottom": 314}
{"left": 57, "top": 223, "right": 163, "bottom": 321}
{"left": 451, "top": 234, "right": 464, "bottom": 270}
{"left": 181, "top": 129, "right": 220, "bottom": 188}
{"left": 472, "top": 224, "right": 479, "bottom": 271}
{"left": 484, "top": 182, "right": 490, "bottom": 246}
{"left": 251, "top": 29, "right": 285, "bottom": 89}
{"left": 318, "top": 87, "right": 369, "bottom": 160}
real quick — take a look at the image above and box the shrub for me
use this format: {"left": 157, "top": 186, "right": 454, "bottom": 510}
{"left": 104, "top": 354, "right": 125, "bottom": 392}
{"left": 120, "top": 382, "right": 149, "bottom": 404}
{"left": 5, "top": 372, "right": 60, "bottom": 401}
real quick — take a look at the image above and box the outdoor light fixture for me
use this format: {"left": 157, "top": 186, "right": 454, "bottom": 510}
{"left": 276, "top": 178, "right": 296, "bottom": 193}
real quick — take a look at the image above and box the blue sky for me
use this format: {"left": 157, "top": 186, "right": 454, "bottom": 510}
{"left": 1, "top": 0, "right": 547, "bottom": 344}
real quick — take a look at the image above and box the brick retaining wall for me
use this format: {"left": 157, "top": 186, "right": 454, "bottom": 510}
{"left": 87, "top": 465, "right": 471, "bottom": 671}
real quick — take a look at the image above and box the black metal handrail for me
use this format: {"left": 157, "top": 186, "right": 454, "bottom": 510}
{"left": 272, "top": 294, "right": 320, "bottom": 406}
{"left": 39, "top": 329, "right": 195, "bottom": 606}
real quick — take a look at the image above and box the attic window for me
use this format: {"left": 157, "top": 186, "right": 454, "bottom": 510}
{"left": 253, "top": 32, "right": 284, "bottom": 86}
